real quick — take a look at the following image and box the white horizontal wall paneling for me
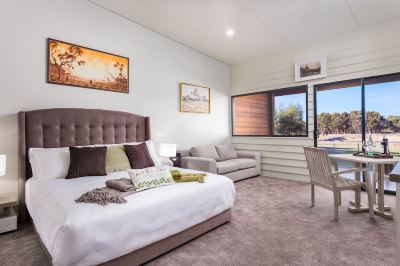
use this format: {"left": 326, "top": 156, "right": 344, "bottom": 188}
{"left": 232, "top": 139, "right": 311, "bottom": 182}
{"left": 231, "top": 21, "right": 400, "bottom": 182}
{"left": 261, "top": 170, "right": 309, "bottom": 182}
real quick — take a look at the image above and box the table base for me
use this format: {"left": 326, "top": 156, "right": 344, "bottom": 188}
{"left": 374, "top": 207, "right": 394, "bottom": 220}
{"left": 347, "top": 201, "right": 392, "bottom": 218}
{"left": 348, "top": 201, "right": 369, "bottom": 213}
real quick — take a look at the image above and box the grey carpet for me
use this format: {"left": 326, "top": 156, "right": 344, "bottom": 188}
{"left": 0, "top": 176, "right": 396, "bottom": 266}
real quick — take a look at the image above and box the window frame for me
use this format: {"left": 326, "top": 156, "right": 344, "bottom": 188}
{"left": 312, "top": 71, "right": 400, "bottom": 195}
{"left": 313, "top": 72, "right": 400, "bottom": 147}
{"left": 231, "top": 85, "right": 309, "bottom": 137}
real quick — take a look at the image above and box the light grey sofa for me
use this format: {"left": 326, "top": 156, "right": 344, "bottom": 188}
{"left": 180, "top": 143, "right": 261, "bottom": 182}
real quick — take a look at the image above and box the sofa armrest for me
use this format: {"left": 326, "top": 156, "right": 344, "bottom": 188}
{"left": 181, "top": 157, "right": 217, "bottom": 174}
{"left": 177, "top": 149, "right": 191, "bottom": 157}
{"left": 237, "top": 151, "right": 261, "bottom": 160}
{"left": 237, "top": 151, "right": 262, "bottom": 175}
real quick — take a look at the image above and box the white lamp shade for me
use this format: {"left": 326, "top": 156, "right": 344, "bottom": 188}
{"left": 0, "top": 155, "right": 6, "bottom": 177}
{"left": 159, "top": 144, "right": 176, "bottom": 157}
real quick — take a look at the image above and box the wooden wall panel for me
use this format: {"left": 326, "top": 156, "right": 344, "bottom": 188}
{"left": 233, "top": 93, "right": 271, "bottom": 135}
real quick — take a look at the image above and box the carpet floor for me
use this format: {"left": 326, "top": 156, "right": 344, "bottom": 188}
{"left": 0, "top": 176, "right": 396, "bottom": 266}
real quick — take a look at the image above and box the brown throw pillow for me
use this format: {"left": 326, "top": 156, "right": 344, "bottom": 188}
{"left": 66, "top": 146, "right": 107, "bottom": 179}
{"left": 124, "top": 143, "right": 155, "bottom": 169}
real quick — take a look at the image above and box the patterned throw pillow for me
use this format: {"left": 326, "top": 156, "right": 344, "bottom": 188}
{"left": 127, "top": 166, "right": 175, "bottom": 192}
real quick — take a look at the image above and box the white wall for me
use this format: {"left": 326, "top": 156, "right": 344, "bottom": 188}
{"left": 231, "top": 20, "right": 400, "bottom": 182}
{"left": 0, "top": 0, "right": 230, "bottom": 196}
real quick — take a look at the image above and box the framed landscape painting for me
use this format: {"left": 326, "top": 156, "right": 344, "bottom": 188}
{"left": 180, "top": 83, "right": 210, "bottom": 113}
{"left": 47, "top": 38, "right": 129, "bottom": 93}
{"left": 295, "top": 55, "right": 326, "bottom": 82}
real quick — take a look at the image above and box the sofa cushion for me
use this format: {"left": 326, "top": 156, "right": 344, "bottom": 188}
{"left": 190, "top": 144, "right": 220, "bottom": 161}
{"left": 216, "top": 160, "right": 240, "bottom": 174}
{"left": 228, "top": 158, "right": 257, "bottom": 170}
{"left": 215, "top": 143, "right": 237, "bottom": 161}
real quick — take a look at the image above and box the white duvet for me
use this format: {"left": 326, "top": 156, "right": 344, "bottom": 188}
{"left": 25, "top": 167, "right": 235, "bottom": 266}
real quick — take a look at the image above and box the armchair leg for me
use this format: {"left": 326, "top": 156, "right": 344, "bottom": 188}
{"left": 333, "top": 190, "right": 339, "bottom": 221}
{"left": 355, "top": 186, "right": 361, "bottom": 208}
{"left": 310, "top": 184, "right": 315, "bottom": 207}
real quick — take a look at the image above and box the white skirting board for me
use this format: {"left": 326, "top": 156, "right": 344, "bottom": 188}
{"left": 0, "top": 207, "right": 17, "bottom": 233}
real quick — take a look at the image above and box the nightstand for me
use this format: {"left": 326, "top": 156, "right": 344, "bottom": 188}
{"left": 0, "top": 194, "right": 17, "bottom": 233}
{"left": 170, "top": 152, "right": 181, "bottom": 167}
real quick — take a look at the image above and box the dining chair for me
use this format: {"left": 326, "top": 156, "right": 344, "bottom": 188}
{"left": 303, "top": 147, "right": 374, "bottom": 221}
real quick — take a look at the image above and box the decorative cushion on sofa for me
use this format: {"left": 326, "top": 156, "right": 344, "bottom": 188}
{"left": 216, "top": 160, "right": 240, "bottom": 174}
{"left": 215, "top": 143, "right": 237, "bottom": 161}
{"left": 190, "top": 144, "right": 220, "bottom": 161}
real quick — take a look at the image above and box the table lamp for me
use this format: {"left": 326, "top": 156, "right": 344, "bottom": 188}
{"left": 0, "top": 155, "right": 5, "bottom": 177}
{"left": 159, "top": 144, "right": 177, "bottom": 166}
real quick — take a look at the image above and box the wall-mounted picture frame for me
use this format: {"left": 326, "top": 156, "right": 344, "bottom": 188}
{"left": 47, "top": 38, "right": 129, "bottom": 93}
{"left": 180, "top": 83, "right": 210, "bottom": 113}
{"left": 295, "top": 55, "right": 326, "bottom": 82}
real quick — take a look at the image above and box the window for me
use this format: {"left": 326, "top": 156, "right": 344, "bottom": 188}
{"left": 273, "top": 87, "right": 308, "bottom": 136}
{"left": 365, "top": 73, "right": 400, "bottom": 157}
{"left": 314, "top": 72, "right": 400, "bottom": 193}
{"left": 315, "top": 79, "right": 362, "bottom": 153}
{"left": 232, "top": 86, "right": 308, "bottom": 137}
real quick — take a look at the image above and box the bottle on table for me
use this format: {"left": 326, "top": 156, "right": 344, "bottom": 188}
{"left": 366, "top": 135, "right": 374, "bottom": 157}
{"left": 381, "top": 135, "right": 389, "bottom": 154}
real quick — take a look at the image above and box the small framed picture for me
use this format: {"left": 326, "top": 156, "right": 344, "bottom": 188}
{"left": 180, "top": 83, "right": 210, "bottom": 113}
{"left": 295, "top": 55, "right": 326, "bottom": 82}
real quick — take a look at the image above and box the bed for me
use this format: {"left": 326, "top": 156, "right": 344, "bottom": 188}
{"left": 18, "top": 108, "right": 235, "bottom": 266}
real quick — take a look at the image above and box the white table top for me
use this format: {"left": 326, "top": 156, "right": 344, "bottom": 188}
{"left": 329, "top": 153, "right": 400, "bottom": 165}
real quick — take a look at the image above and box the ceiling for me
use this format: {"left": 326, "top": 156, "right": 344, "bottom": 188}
{"left": 89, "top": 0, "right": 400, "bottom": 65}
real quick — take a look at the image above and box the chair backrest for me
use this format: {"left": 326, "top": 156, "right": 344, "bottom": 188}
{"left": 303, "top": 147, "right": 334, "bottom": 188}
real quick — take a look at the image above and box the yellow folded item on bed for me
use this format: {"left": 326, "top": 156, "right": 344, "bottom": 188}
{"left": 170, "top": 170, "right": 206, "bottom": 183}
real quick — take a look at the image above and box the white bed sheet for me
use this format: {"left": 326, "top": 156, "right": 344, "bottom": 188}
{"left": 25, "top": 167, "right": 235, "bottom": 266}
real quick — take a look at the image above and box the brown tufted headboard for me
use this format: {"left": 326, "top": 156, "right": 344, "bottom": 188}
{"left": 18, "top": 108, "right": 150, "bottom": 220}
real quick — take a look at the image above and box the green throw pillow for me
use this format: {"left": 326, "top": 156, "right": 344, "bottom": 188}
{"left": 106, "top": 146, "right": 131, "bottom": 173}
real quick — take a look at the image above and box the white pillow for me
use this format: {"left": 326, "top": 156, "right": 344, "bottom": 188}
{"left": 145, "top": 140, "right": 162, "bottom": 166}
{"left": 159, "top": 157, "right": 173, "bottom": 166}
{"left": 127, "top": 166, "right": 175, "bottom": 192}
{"left": 29, "top": 148, "right": 70, "bottom": 180}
